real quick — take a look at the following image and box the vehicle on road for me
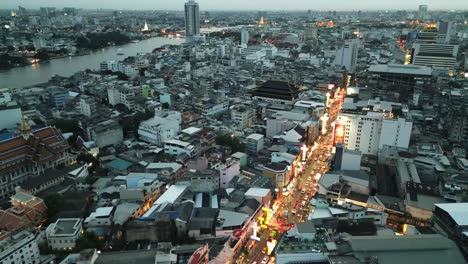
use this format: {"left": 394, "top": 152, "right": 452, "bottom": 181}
{"left": 291, "top": 200, "right": 300, "bottom": 214}
{"left": 261, "top": 256, "right": 269, "bottom": 264}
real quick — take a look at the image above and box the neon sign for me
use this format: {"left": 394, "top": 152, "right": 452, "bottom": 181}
{"left": 333, "top": 123, "right": 346, "bottom": 146}
{"left": 251, "top": 222, "right": 260, "bottom": 241}
{"left": 258, "top": 207, "right": 272, "bottom": 229}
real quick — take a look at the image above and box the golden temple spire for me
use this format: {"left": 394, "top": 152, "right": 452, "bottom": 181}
{"left": 20, "top": 115, "right": 32, "bottom": 139}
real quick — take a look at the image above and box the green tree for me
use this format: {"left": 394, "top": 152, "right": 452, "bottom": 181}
{"left": 74, "top": 231, "right": 105, "bottom": 252}
{"left": 215, "top": 134, "right": 245, "bottom": 153}
{"left": 34, "top": 49, "right": 50, "bottom": 61}
{"left": 44, "top": 193, "right": 64, "bottom": 219}
{"left": 53, "top": 119, "right": 82, "bottom": 134}
{"left": 117, "top": 72, "right": 128, "bottom": 81}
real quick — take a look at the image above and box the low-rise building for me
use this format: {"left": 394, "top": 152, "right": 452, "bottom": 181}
{"left": 0, "top": 101, "right": 22, "bottom": 130}
{"left": 80, "top": 95, "right": 97, "bottom": 118}
{"left": 46, "top": 218, "right": 83, "bottom": 251}
{"left": 138, "top": 111, "right": 182, "bottom": 146}
{"left": 0, "top": 231, "right": 40, "bottom": 264}
{"left": 84, "top": 207, "right": 114, "bottom": 227}
{"left": 433, "top": 203, "right": 468, "bottom": 259}
{"left": 164, "top": 139, "right": 195, "bottom": 157}
{"left": 246, "top": 133, "right": 264, "bottom": 153}
{"left": 89, "top": 120, "right": 124, "bottom": 148}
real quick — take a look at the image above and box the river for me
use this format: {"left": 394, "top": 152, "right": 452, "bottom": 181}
{"left": 0, "top": 37, "right": 184, "bottom": 89}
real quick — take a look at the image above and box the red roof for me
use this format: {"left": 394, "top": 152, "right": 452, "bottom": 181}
{"left": 0, "top": 127, "right": 69, "bottom": 174}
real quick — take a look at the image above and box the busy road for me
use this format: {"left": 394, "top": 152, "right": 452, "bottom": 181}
{"left": 239, "top": 88, "right": 345, "bottom": 264}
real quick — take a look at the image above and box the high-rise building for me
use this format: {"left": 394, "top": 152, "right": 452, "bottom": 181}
{"left": 436, "top": 21, "right": 454, "bottom": 44}
{"left": 184, "top": 0, "right": 200, "bottom": 39}
{"left": 241, "top": 29, "right": 250, "bottom": 46}
{"left": 336, "top": 97, "right": 412, "bottom": 156}
{"left": 418, "top": 5, "right": 428, "bottom": 20}
{"left": 333, "top": 39, "right": 359, "bottom": 73}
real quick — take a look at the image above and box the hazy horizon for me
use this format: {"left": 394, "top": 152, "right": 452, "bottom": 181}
{"left": 4, "top": 0, "right": 468, "bottom": 11}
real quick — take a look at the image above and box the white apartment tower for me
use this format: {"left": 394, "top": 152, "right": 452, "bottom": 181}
{"left": 333, "top": 38, "right": 359, "bottom": 73}
{"left": 241, "top": 29, "right": 249, "bottom": 46}
{"left": 336, "top": 98, "right": 412, "bottom": 156}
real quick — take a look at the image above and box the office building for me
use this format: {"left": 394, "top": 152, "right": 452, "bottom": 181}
{"left": 0, "top": 231, "right": 40, "bottom": 264}
{"left": 333, "top": 39, "right": 359, "bottom": 73}
{"left": 46, "top": 218, "right": 83, "bottom": 251}
{"left": 411, "top": 43, "right": 459, "bottom": 69}
{"left": 368, "top": 64, "right": 432, "bottom": 104}
{"left": 184, "top": 0, "right": 200, "bottom": 39}
{"left": 437, "top": 21, "right": 454, "bottom": 44}
{"left": 336, "top": 98, "right": 412, "bottom": 155}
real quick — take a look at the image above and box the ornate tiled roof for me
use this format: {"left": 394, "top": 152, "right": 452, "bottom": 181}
{"left": 0, "top": 127, "right": 69, "bottom": 175}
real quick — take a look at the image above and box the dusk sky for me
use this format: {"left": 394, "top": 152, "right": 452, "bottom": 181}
{"left": 4, "top": 0, "right": 468, "bottom": 11}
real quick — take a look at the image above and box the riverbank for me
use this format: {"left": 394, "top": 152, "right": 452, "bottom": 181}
{"left": 0, "top": 37, "right": 185, "bottom": 88}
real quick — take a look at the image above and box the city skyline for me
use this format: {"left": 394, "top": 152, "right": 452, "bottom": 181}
{"left": 3, "top": 0, "right": 468, "bottom": 11}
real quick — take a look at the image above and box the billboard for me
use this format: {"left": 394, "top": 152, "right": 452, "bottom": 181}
{"left": 333, "top": 123, "right": 346, "bottom": 146}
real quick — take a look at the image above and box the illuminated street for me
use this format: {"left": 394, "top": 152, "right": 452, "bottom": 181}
{"left": 239, "top": 87, "right": 345, "bottom": 264}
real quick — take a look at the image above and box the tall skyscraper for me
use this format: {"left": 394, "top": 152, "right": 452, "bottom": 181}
{"left": 418, "top": 5, "right": 428, "bottom": 20}
{"left": 185, "top": 0, "right": 200, "bottom": 39}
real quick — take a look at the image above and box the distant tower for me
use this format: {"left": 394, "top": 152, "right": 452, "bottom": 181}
{"left": 142, "top": 20, "right": 149, "bottom": 32}
{"left": 241, "top": 29, "right": 249, "bottom": 45}
{"left": 259, "top": 16, "right": 265, "bottom": 26}
{"left": 418, "top": 5, "right": 428, "bottom": 20}
{"left": 185, "top": 0, "right": 200, "bottom": 40}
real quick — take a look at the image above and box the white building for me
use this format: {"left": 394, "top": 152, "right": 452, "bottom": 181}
{"left": 231, "top": 106, "right": 253, "bottom": 130}
{"left": 336, "top": 98, "right": 412, "bottom": 155}
{"left": 46, "top": 218, "right": 83, "bottom": 251}
{"left": 0, "top": 101, "right": 22, "bottom": 130}
{"left": 79, "top": 95, "right": 97, "bottom": 118}
{"left": 212, "top": 159, "right": 240, "bottom": 188}
{"left": 138, "top": 111, "right": 181, "bottom": 146}
{"left": 333, "top": 38, "right": 359, "bottom": 73}
{"left": 84, "top": 207, "right": 114, "bottom": 227}
{"left": 245, "top": 188, "right": 271, "bottom": 206}
{"left": 0, "top": 231, "right": 40, "bottom": 264}
{"left": 164, "top": 139, "right": 195, "bottom": 157}
{"left": 107, "top": 86, "right": 137, "bottom": 110}
{"left": 246, "top": 133, "right": 264, "bottom": 153}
